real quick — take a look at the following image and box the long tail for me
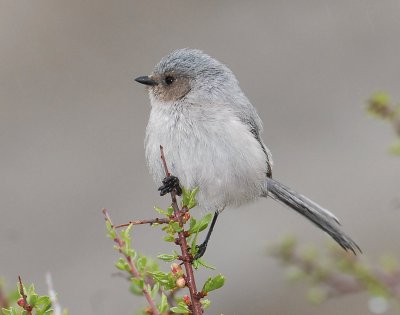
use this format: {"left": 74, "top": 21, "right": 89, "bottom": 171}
{"left": 264, "top": 178, "right": 361, "bottom": 254}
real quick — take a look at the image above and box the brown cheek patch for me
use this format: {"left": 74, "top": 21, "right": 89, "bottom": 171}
{"left": 157, "top": 78, "right": 191, "bottom": 103}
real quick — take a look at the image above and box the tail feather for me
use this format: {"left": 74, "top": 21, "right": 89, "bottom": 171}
{"left": 264, "top": 178, "right": 361, "bottom": 254}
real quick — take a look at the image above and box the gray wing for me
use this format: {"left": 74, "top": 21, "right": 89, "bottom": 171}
{"left": 225, "top": 81, "right": 272, "bottom": 177}
{"left": 245, "top": 118, "right": 273, "bottom": 178}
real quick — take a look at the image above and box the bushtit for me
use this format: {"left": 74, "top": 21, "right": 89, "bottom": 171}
{"left": 135, "top": 48, "right": 360, "bottom": 259}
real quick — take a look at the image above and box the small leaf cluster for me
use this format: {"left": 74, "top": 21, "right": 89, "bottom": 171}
{"left": 104, "top": 187, "right": 225, "bottom": 314}
{"left": 367, "top": 92, "right": 400, "bottom": 155}
{"left": 155, "top": 188, "right": 225, "bottom": 311}
{"left": 1, "top": 283, "right": 54, "bottom": 315}
{"left": 271, "top": 236, "right": 400, "bottom": 312}
{"left": 157, "top": 188, "right": 217, "bottom": 272}
{"left": 105, "top": 221, "right": 171, "bottom": 314}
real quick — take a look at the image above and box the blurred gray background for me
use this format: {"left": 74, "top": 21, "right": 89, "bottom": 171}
{"left": 1, "top": 1, "right": 400, "bottom": 314}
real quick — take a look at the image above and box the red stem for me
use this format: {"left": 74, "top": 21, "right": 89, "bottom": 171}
{"left": 160, "top": 145, "right": 203, "bottom": 315}
{"left": 18, "top": 276, "right": 32, "bottom": 315}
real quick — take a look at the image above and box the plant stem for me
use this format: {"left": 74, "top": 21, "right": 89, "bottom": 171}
{"left": 114, "top": 217, "right": 170, "bottom": 229}
{"left": 102, "top": 209, "right": 160, "bottom": 315}
{"left": 160, "top": 145, "right": 203, "bottom": 315}
{"left": 18, "top": 276, "right": 32, "bottom": 315}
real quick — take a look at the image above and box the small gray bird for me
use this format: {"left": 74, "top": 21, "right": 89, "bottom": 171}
{"left": 135, "top": 48, "right": 360, "bottom": 259}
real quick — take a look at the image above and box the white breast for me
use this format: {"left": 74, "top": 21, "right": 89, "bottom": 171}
{"left": 145, "top": 101, "right": 268, "bottom": 212}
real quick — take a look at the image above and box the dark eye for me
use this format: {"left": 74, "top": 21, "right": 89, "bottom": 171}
{"left": 164, "top": 76, "right": 175, "bottom": 85}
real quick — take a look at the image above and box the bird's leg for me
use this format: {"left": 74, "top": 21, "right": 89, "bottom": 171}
{"left": 158, "top": 175, "right": 182, "bottom": 196}
{"left": 194, "top": 211, "right": 219, "bottom": 260}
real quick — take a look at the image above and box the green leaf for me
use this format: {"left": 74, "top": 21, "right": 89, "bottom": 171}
{"left": 197, "top": 258, "right": 216, "bottom": 270}
{"left": 181, "top": 187, "right": 191, "bottom": 206}
{"left": 192, "top": 259, "right": 199, "bottom": 270}
{"left": 202, "top": 274, "right": 225, "bottom": 293}
{"left": 189, "top": 217, "right": 197, "bottom": 231}
{"left": 146, "top": 258, "right": 159, "bottom": 272}
{"left": 149, "top": 271, "right": 176, "bottom": 290}
{"left": 37, "top": 298, "right": 52, "bottom": 315}
{"left": 158, "top": 293, "right": 169, "bottom": 313}
{"left": 136, "top": 256, "right": 147, "bottom": 272}
{"left": 163, "top": 235, "right": 175, "bottom": 242}
{"left": 36, "top": 297, "right": 52, "bottom": 315}
{"left": 189, "top": 213, "right": 212, "bottom": 234}
{"left": 170, "top": 304, "right": 190, "bottom": 314}
{"left": 187, "top": 187, "right": 199, "bottom": 209}
{"left": 130, "top": 277, "right": 144, "bottom": 296}
{"left": 149, "top": 272, "right": 170, "bottom": 285}
{"left": 157, "top": 254, "right": 177, "bottom": 262}
{"left": 121, "top": 247, "right": 136, "bottom": 259}
{"left": 105, "top": 220, "right": 116, "bottom": 239}
{"left": 130, "top": 280, "right": 144, "bottom": 296}
{"left": 120, "top": 224, "right": 133, "bottom": 243}
{"left": 167, "top": 206, "right": 174, "bottom": 216}
{"left": 196, "top": 213, "right": 212, "bottom": 232}
{"left": 115, "top": 258, "right": 130, "bottom": 271}
{"left": 35, "top": 296, "right": 51, "bottom": 306}
{"left": 181, "top": 187, "right": 199, "bottom": 209}
{"left": 105, "top": 220, "right": 112, "bottom": 232}
{"left": 28, "top": 293, "right": 38, "bottom": 306}
{"left": 171, "top": 222, "right": 183, "bottom": 233}
{"left": 154, "top": 206, "right": 169, "bottom": 216}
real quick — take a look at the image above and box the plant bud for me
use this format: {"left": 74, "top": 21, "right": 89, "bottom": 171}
{"left": 176, "top": 277, "right": 186, "bottom": 288}
{"left": 17, "top": 298, "right": 25, "bottom": 307}
{"left": 183, "top": 212, "right": 190, "bottom": 222}
{"left": 183, "top": 294, "right": 191, "bottom": 305}
{"left": 171, "top": 263, "right": 183, "bottom": 274}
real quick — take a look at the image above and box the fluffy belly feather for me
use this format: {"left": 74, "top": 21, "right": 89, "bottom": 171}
{"left": 145, "top": 105, "right": 267, "bottom": 212}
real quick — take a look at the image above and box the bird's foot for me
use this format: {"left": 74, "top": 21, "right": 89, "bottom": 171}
{"left": 193, "top": 242, "right": 208, "bottom": 260}
{"left": 158, "top": 175, "right": 182, "bottom": 196}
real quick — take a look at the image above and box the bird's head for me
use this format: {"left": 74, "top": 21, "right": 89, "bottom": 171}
{"left": 135, "top": 48, "right": 237, "bottom": 105}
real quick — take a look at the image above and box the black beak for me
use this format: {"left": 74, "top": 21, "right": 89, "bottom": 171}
{"left": 135, "top": 76, "right": 157, "bottom": 86}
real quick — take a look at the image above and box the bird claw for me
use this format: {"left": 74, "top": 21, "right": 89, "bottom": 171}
{"left": 158, "top": 175, "right": 182, "bottom": 196}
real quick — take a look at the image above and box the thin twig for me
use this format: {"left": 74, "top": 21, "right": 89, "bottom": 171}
{"left": 114, "top": 217, "right": 170, "bottom": 229}
{"left": 160, "top": 146, "right": 171, "bottom": 178}
{"left": 160, "top": 145, "right": 203, "bottom": 315}
{"left": 102, "top": 209, "right": 160, "bottom": 315}
{"left": 18, "top": 276, "right": 32, "bottom": 315}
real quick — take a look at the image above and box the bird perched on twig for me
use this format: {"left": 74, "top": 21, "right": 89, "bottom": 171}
{"left": 135, "top": 48, "right": 360, "bottom": 259}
